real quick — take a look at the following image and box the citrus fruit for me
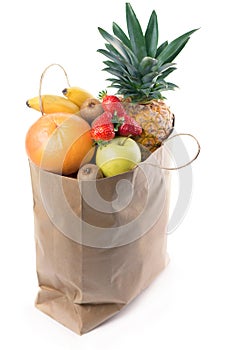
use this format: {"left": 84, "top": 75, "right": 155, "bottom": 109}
{"left": 25, "top": 113, "right": 95, "bottom": 175}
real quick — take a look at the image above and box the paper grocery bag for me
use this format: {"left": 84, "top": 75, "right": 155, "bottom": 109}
{"left": 29, "top": 145, "right": 171, "bottom": 335}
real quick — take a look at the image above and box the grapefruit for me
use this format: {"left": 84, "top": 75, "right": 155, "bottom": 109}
{"left": 25, "top": 113, "right": 95, "bottom": 175}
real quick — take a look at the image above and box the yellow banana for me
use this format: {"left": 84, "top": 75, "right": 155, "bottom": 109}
{"left": 26, "top": 95, "right": 80, "bottom": 114}
{"left": 62, "top": 86, "right": 93, "bottom": 107}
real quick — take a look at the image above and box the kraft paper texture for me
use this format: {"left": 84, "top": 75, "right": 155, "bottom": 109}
{"left": 29, "top": 146, "right": 171, "bottom": 335}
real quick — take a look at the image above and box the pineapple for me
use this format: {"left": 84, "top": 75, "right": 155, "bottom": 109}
{"left": 98, "top": 3, "right": 197, "bottom": 152}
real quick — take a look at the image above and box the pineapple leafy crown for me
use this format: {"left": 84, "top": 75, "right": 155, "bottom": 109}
{"left": 97, "top": 2, "right": 198, "bottom": 103}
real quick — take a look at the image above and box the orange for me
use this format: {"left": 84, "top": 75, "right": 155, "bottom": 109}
{"left": 25, "top": 113, "right": 95, "bottom": 175}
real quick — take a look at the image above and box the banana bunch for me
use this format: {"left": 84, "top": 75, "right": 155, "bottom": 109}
{"left": 62, "top": 87, "right": 93, "bottom": 107}
{"left": 26, "top": 87, "right": 93, "bottom": 114}
{"left": 26, "top": 95, "right": 80, "bottom": 114}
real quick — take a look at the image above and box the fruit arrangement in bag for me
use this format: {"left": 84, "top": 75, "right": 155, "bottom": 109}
{"left": 25, "top": 3, "right": 198, "bottom": 178}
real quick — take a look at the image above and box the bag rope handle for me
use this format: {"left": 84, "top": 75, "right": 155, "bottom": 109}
{"left": 144, "top": 133, "right": 201, "bottom": 170}
{"left": 39, "top": 63, "right": 71, "bottom": 115}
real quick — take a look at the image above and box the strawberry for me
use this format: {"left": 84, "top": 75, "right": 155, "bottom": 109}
{"left": 118, "top": 114, "right": 142, "bottom": 137}
{"left": 99, "top": 90, "right": 125, "bottom": 116}
{"left": 90, "top": 112, "right": 115, "bottom": 142}
{"left": 91, "top": 111, "right": 113, "bottom": 128}
{"left": 90, "top": 125, "right": 115, "bottom": 142}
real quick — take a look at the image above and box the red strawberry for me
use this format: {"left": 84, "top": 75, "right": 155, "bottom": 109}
{"left": 99, "top": 90, "right": 125, "bottom": 116}
{"left": 118, "top": 114, "right": 142, "bottom": 137}
{"left": 90, "top": 125, "right": 115, "bottom": 142}
{"left": 90, "top": 112, "right": 115, "bottom": 142}
{"left": 92, "top": 111, "right": 113, "bottom": 128}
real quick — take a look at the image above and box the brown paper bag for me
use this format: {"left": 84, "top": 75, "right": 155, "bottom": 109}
{"left": 29, "top": 146, "right": 171, "bottom": 335}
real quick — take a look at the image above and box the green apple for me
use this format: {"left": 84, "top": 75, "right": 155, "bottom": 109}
{"left": 96, "top": 137, "right": 141, "bottom": 177}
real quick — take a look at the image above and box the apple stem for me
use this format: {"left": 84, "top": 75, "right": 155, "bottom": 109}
{"left": 119, "top": 135, "right": 132, "bottom": 146}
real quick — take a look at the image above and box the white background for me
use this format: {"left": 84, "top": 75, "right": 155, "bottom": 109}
{"left": 1, "top": 0, "right": 233, "bottom": 348}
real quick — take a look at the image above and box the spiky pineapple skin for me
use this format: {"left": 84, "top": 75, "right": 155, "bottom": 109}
{"left": 123, "top": 99, "right": 175, "bottom": 152}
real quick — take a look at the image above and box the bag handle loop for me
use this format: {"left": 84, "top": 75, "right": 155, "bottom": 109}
{"left": 145, "top": 133, "right": 201, "bottom": 170}
{"left": 39, "top": 63, "right": 71, "bottom": 115}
